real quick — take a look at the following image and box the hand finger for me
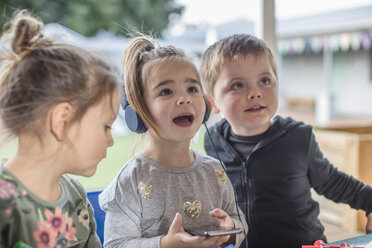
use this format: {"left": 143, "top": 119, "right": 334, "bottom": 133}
{"left": 210, "top": 208, "right": 221, "bottom": 217}
{"left": 168, "top": 213, "right": 183, "bottom": 235}
{"left": 210, "top": 208, "right": 226, "bottom": 218}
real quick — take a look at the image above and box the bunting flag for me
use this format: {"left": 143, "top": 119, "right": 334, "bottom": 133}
{"left": 278, "top": 31, "right": 372, "bottom": 55}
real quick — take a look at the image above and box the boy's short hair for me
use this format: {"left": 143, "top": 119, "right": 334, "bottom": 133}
{"left": 199, "top": 34, "right": 278, "bottom": 95}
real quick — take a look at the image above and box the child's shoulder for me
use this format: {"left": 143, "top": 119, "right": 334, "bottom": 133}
{"left": 207, "top": 116, "right": 312, "bottom": 140}
{"left": 99, "top": 154, "right": 150, "bottom": 208}
{"left": 119, "top": 153, "right": 152, "bottom": 175}
{"left": 194, "top": 150, "right": 223, "bottom": 169}
{"left": 0, "top": 165, "right": 20, "bottom": 209}
{"left": 273, "top": 115, "right": 313, "bottom": 135}
{"left": 106, "top": 153, "right": 156, "bottom": 187}
{"left": 196, "top": 150, "right": 219, "bottom": 162}
{"left": 275, "top": 115, "right": 309, "bottom": 127}
{"left": 208, "top": 118, "right": 230, "bottom": 131}
{"left": 61, "top": 174, "right": 89, "bottom": 202}
{"left": 0, "top": 162, "right": 11, "bottom": 181}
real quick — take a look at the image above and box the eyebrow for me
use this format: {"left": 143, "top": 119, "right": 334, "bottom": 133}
{"left": 229, "top": 71, "right": 274, "bottom": 82}
{"left": 153, "top": 78, "right": 200, "bottom": 90}
{"left": 260, "top": 69, "right": 274, "bottom": 74}
{"left": 230, "top": 77, "right": 244, "bottom": 81}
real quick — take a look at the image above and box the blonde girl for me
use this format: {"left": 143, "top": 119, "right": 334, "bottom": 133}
{"left": 0, "top": 10, "right": 120, "bottom": 247}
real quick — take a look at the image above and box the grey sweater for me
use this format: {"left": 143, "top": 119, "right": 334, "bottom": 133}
{"left": 99, "top": 151, "right": 247, "bottom": 248}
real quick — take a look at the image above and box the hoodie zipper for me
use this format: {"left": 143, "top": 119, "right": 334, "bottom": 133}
{"left": 212, "top": 130, "right": 259, "bottom": 246}
{"left": 213, "top": 122, "right": 288, "bottom": 247}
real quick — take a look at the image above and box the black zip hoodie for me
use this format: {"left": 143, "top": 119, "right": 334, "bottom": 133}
{"left": 204, "top": 115, "right": 372, "bottom": 248}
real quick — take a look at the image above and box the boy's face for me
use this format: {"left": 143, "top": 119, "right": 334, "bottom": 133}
{"left": 211, "top": 54, "right": 278, "bottom": 136}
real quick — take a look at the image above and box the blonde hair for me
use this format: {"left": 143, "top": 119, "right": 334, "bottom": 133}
{"left": 121, "top": 34, "right": 200, "bottom": 135}
{"left": 199, "top": 34, "right": 278, "bottom": 96}
{"left": 0, "top": 9, "right": 120, "bottom": 143}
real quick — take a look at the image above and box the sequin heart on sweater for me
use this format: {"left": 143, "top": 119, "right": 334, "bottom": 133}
{"left": 138, "top": 180, "right": 153, "bottom": 200}
{"left": 215, "top": 169, "right": 228, "bottom": 184}
{"left": 183, "top": 200, "right": 202, "bottom": 219}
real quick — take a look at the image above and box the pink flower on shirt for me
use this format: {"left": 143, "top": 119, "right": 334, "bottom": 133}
{"left": 44, "top": 207, "right": 68, "bottom": 234}
{"left": 33, "top": 221, "right": 58, "bottom": 248}
{"left": 33, "top": 207, "right": 77, "bottom": 246}
{"left": 64, "top": 216, "right": 77, "bottom": 241}
{"left": 0, "top": 180, "right": 15, "bottom": 198}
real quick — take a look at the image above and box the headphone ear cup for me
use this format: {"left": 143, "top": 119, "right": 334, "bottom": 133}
{"left": 121, "top": 90, "right": 148, "bottom": 133}
{"left": 203, "top": 97, "right": 211, "bottom": 124}
{"left": 124, "top": 105, "right": 148, "bottom": 133}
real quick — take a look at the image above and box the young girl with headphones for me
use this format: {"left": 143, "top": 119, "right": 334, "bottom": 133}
{"left": 99, "top": 35, "right": 247, "bottom": 248}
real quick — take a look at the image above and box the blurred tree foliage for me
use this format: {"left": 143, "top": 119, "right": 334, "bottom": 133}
{"left": 0, "top": 0, "right": 184, "bottom": 37}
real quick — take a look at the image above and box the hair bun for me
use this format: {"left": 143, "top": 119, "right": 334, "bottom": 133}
{"left": 9, "top": 10, "right": 46, "bottom": 55}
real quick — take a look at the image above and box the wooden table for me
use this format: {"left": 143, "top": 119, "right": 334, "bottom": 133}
{"left": 328, "top": 233, "right": 372, "bottom": 247}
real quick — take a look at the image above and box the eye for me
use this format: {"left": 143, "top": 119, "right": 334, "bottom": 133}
{"left": 231, "top": 82, "right": 244, "bottom": 90}
{"left": 187, "top": 86, "right": 199, "bottom": 93}
{"left": 260, "top": 77, "right": 270, "bottom": 86}
{"left": 105, "top": 125, "right": 112, "bottom": 131}
{"left": 160, "top": 88, "right": 172, "bottom": 96}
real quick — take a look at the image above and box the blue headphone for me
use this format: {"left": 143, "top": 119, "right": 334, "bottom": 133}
{"left": 121, "top": 89, "right": 211, "bottom": 134}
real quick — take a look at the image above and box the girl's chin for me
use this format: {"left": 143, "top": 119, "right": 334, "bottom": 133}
{"left": 165, "top": 132, "right": 197, "bottom": 142}
{"left": 74, "top": 166, "right": 98, "bottom": 178}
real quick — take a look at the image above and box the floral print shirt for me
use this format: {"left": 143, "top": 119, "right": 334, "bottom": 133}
{"left": 0, "top": 163, "right": 101, "bottom": 248}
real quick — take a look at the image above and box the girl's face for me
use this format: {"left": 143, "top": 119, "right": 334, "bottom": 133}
{"left": 143, "top": 59, "right": 205, "bottom": 142}
{"left": 66, "top": 89, "right": 121, "bottom": 177}
{"left": 212, "top": 54, "right": 278, "bottom": 136}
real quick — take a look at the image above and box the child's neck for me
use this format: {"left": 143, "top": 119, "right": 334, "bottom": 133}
{"left": 5, "top": 147, "right": 64, "bottom": 202}
{"left": 144, "top": 138, "right": 194, "bottom": 169}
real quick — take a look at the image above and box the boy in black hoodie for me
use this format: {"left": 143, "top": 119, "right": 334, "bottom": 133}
{"left": 199, "top": 33, "right": 372, "bottom": 248}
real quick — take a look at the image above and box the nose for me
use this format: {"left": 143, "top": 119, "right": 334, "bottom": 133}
{"left": 177, "top": 94, "right": 192, "bottom": 105}
{"left": 248, "top": 86, "right": 262, "bottom": 100}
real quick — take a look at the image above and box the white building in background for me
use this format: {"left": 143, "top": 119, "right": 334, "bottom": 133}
{"left": 277, "top": 4, "right": 372, "bottom": 118}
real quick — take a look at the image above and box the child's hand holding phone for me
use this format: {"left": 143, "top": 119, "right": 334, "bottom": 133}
{"left": 209, "top": 208, "right": 237, "bottom": 245}
{"left": 160, "top": 213, "right": 232, "bottom": 248}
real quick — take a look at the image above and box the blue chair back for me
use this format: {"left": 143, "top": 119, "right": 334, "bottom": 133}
{"left": 87, "top": 190, "right": 105, "bottom": 244}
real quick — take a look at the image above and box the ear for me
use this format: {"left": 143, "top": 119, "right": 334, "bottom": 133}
{"left": 50, "top": 102, "right": 73, "bottom": 141}
{"left": 205, "top": 94, "right": 220, "bottom": 114}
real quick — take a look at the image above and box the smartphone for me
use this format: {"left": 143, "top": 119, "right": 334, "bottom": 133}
{"left": 185, "top": 224, "right": 242, "bottom": 237}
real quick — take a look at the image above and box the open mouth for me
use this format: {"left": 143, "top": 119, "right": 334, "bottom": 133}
{"left": 173, "top": 114, "right": 194, "bottom": 126}
{"left": 245, "top": 106, "right": 265, "bottom": 112}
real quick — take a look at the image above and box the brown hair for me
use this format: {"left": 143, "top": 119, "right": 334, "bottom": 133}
{"left": 199, "top": 33, "right": 278, "bottom": 96}
{"left": 0, "top": 9, "right": 120, "bottom": 143}
{"left": 121, "top": 34, "right": 201, "bottom": 135}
